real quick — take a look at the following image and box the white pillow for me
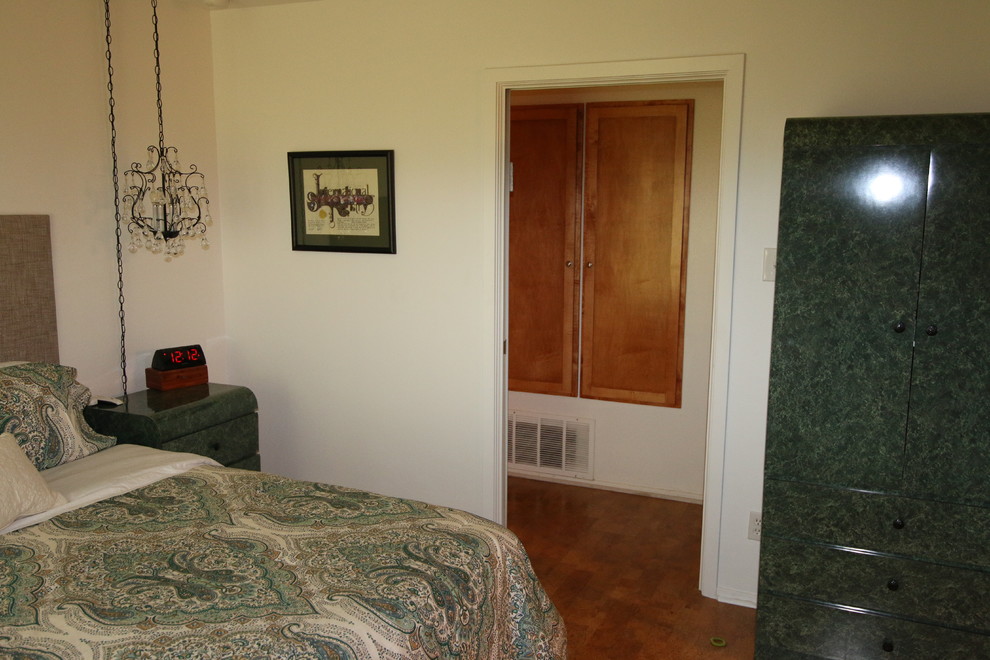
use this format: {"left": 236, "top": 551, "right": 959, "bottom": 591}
{"left": 0, "top": 431, "right": 66, "bottom": 529}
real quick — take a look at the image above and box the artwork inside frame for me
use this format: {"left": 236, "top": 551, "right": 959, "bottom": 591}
{"left": 288, "top": 150, "right": 396, "bottom": 253}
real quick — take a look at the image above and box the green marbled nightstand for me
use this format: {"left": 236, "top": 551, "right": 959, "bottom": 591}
{"left": 83, "top": 383, "right": 260, "bottom": 470}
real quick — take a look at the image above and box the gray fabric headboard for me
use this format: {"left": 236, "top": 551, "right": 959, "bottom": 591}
{"left": 0, "top": 215, "right": 59, "bottom": 363}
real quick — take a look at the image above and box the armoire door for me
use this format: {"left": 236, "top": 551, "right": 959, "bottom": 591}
{"left": 764, "top": 144, "right": 931, "bottom": 490}
{"left": 904, "top": 143, "right": 990, "bottom": 505}
{"left": 580, "top": 101, "right": 692, "bottom": 407}
{"left": 507, "top": 104, "right": 582, "bottom": 396}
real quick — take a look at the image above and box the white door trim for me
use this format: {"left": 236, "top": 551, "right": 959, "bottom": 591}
{"left": 482, "top": 54, "right": 744, "bottom": 600}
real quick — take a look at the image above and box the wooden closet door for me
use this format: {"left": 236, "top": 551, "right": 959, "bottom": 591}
{"left": 581, "top": 101, "right": 692, "bottom": 407}
{"left": 508, "top": 105, "right": 583, "bottom": 396}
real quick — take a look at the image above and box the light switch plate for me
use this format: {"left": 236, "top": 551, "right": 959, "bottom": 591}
{"left": 763, "top": 248, "right": 777, "bottom": 282}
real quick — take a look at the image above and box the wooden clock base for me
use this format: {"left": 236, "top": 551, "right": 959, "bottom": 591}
{"left": 146, "top": 365, "right": 209, "bottom": 391}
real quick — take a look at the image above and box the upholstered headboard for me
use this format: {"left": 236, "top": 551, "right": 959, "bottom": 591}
{"left": 0, "top": 215, "right": 59, "bottom": 363}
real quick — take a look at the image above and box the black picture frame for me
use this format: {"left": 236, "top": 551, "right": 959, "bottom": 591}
{"left": 288, "top": 150, "right": 396, "bottom": 253}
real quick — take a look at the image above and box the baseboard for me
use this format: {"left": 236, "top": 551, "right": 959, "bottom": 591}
{"left": 508, "top": 470, "right": 703, "bottom": 504}
{"left": 716, "top": 585, "right": 757, "bottom": 608}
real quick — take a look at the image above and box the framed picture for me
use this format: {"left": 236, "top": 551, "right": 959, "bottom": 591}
{"left": 288, "top": 150, "right": 396, "bottom": 253}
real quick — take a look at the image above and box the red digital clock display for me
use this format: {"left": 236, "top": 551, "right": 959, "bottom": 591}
{"left": 167, "top": 347, "right": 200, "bottom": 364}
{"left": 151, "top": 344, "right": 207, "bottom": 371}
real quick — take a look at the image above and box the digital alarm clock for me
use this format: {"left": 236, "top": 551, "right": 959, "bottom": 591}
{"left": 151, "top": 345, "right": 207, "bottom": 371}
{"left": 146, "top": 344, "right": 209, "bottom": 390}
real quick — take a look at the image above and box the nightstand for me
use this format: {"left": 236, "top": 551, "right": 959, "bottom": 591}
{"left": 83, "top": 383, "right": 260, "bottom": 470}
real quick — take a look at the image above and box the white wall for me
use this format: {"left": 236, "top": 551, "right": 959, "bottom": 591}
{"left": 0, "top": 0, "right": 227, "bottom": 395}
{"left": 211, "top": 0, "right": 990, "bottom": 604}
{"left": 508, "top": 82, "right": 723, "bottom": 503}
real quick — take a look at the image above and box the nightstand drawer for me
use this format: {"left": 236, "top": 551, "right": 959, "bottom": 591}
{"left": 163, "top": 414, "right": 258, "bottom": 467}
{"left": 760, "top": 535, "right": 990, "bottom": 633}
{"left": 757, "top": 593, "right": 990, "bottom": 659}
{"left": 227, "top": 454, "right": 261, "bottom": 471}
{"left": 762, "top": 479, "right": 990, "bottom": 569}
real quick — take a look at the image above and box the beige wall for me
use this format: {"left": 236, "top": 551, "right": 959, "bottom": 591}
{"left": 0, "top": 0, "right": 227, "bottom": 393}
{"left": 210, "top": 0, "right": 990, "bottom": 605}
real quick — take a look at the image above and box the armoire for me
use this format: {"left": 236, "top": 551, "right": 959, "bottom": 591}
{"left": 756, "top": 113, "right": 990, "bottom": 657}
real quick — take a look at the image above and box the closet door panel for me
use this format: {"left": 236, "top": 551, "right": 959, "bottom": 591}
{"left": 581, "top": 101, "right": 691, "bottom": 407}
{"left": 508, "top": 105, "right": 583, "bottom": 396}
{"left": 905, "top": 143, "right": 990, "bottom": 505}
{"left": 764, "top": 145, "right": 930, "bottom": 490}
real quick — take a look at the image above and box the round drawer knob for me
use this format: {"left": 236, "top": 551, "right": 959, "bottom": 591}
{"left": 926, "top": 324, "right": 938, "bottom": 336}
{"left": 892, "top": 518, "right": 905, "bottom": 530}
{"left": 892, "top": 321, "right": 906, "bottom": 333}
{"left": 882, "top": 639, "right": 895, "bottom": 653}
{"left": 887, "top": 578, "right": 899, "bottom": 591}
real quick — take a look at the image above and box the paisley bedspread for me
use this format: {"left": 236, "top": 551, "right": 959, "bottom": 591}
{"left": 0, "top": 465, "right": 566, "bottom": 659}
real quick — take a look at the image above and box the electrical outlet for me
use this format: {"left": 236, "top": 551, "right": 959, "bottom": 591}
{"left": 748, "top": 511, "right": 762, "bottom": 541}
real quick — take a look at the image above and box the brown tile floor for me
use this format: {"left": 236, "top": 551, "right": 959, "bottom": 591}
{"left": 507, "top": 477, "right": 756, "bottom": 659}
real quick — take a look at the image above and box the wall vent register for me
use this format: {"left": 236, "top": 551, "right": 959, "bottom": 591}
{"left": 507, "top": 410, "right": 593, "bottom": 480}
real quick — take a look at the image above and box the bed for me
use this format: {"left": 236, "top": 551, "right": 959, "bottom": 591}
{"left": 0, "top": 215, "right": 566, "bottom": 659}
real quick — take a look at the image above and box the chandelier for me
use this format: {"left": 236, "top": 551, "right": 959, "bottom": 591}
{"left": 121, "top": 0, "right": 211, "bottom": 258}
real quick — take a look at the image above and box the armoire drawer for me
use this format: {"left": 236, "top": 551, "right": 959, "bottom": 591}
{"left": 762, "top": 479, "right": 990, "bottom": 569}
{"left": 760, "top": 535, "right": 990, "bottom": 633}
{"left": 756, "top": 593, "right": 990, "bottom": 659}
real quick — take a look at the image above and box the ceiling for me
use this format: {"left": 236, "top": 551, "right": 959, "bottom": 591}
{"left": 203, "top": 0, "right": 321, "bottom": 9}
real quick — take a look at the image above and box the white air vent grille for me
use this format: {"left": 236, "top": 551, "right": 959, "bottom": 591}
{"left": 507, "top": 410, "right": 593, "bottom": 479}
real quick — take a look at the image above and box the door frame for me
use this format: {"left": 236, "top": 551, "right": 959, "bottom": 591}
{"left": 483, "top": 54, "right": 744, "bottom": 599}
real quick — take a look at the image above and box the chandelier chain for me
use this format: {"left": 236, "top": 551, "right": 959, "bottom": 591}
{"left": 151, "top": 0, "right": 165, "bottom": 153}
{"left": 104, "top": 0, "right": 128, "bottom": 398}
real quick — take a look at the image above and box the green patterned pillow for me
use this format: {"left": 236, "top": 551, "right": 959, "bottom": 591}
{"left": 0, "top": 363, "right": 116, "bottom": 470}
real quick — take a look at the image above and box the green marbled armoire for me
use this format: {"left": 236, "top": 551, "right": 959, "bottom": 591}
{"left": 756, "top": 114, "right": 990, "bottom": 658}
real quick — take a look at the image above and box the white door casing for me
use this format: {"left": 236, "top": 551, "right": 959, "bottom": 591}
{"left": 482, "top": 54, "right": 745, "bottom": 600}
